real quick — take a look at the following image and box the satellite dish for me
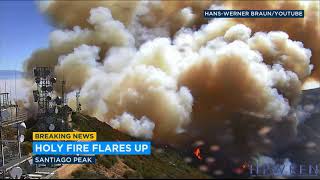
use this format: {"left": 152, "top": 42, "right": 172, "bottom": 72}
{"left": 49, "top": 124, "right": 55, "bottom": 131}
{"left": 1, "top": 109, "right": 10, "bottom": 119}
{"left": 18, "top": 123, "right": 26, "bottom": 134}
{"left": 50, "top": 77, "right": 57, "bottom": 83}
{"left": 18, "top": 135, "right": 25, "bottom": 143}
{"left": 10, "top": 167, "right": 23, "bottom": 179}
{"left": 19, "top": 122, "right": 26, "bottom": 129}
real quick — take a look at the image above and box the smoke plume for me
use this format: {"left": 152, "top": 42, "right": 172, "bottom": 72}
{"left": 227, "top": 0, "right": 320, "bottom": 82}
{"left": 23, "top": 1, "right": 319, "bottom": 153}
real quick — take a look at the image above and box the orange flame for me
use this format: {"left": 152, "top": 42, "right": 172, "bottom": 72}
{"left": 241, "top": 162, "right": 249, "bottom": 169}
{"left": 193, "top": 147, "right": 202, "bottom": 160}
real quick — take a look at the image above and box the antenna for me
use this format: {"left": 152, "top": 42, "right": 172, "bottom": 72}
{"left": 0, "top": 69, "right": 27, "bottom": 178}
{"left": 33, "top": 66, "right": 72, "bottom": 132}
{"left": 76, "top": 90, "right": 81, "bottom": 113}
{"left": 13, "top": 50, "right": 18, "bottom": 104}
{"left": 33, "top": 67, "right": 55, "bottom": 115}
{"left": 9, "top": 81, "right": 12, "bottom": 104}
{"left": 0, "top": 91, "right": 26, "bottom": 175}
{"left": 62, "top": 70, "right": 65, "bottom": 105}
{"left": 61, "top": 79, "right": 66, "bottom": 105}
{"left": 10, "top": 167, "right": 23, "bottom": 179}
{"left": 14, "top": 69, "right": 17, "bottom": 101}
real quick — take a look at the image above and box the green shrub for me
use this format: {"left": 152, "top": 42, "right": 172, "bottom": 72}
{"left": 97, "top": 155, "right": 118, "bottom": 168}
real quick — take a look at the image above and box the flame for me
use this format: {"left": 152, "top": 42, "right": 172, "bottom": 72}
{"left": 193, "top": 147, "right": 202, "bottom": 160}
{"left": 233, "top": 168, "right": 244, "bottom": 175}
{"left": 241, "top": 162, "right": 249, "bottom": 169}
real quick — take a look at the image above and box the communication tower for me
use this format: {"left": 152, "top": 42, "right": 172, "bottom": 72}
{"left": 33, "top": 67, "right": 72, "bottom": 132}
{"left": 33, "top": 67, "right": 56, "bottom": 115}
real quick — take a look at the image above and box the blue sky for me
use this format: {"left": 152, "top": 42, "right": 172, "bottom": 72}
{"left": 0, "top": 0, "right": 54, "bottom": 71}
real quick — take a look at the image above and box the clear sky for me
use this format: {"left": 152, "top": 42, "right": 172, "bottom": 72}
{"left": 0, "top": 0, "right": 54, "bottom": 71}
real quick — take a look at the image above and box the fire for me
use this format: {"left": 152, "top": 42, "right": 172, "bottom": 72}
{"left": 241, "top": 162, "right": 249, "bottom": 170}
{"left": 193, "top": 147, "right": 202, "bottom": 160}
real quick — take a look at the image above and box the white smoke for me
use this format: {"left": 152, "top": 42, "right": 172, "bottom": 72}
{"left": 110, "top": 112, "right": 155, "bottom": 139}
{"left": 54, "top": 45, "right": 100, "bottom": 91}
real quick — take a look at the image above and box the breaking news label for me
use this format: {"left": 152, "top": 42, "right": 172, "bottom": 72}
{"left": 33, "top": 132, "right": 97, "bottom": 141}
{"left": 204, "top": 10, "right": 304, "bottom": 18}
{"left": 32, "top": 132, "right": 151, "bottom": 164}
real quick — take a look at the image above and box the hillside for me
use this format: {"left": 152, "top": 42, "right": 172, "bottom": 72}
{"left": 68, "top": 113, "right": 211, "bottom": 179}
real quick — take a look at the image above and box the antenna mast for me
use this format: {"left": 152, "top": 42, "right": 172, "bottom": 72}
{"left": 76, "top": 90, "right": 81, "bottom": 113}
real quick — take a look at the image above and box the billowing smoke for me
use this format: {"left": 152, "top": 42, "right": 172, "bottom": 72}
{"left": 110, "top": 112, "right": 155, "bottom": 139}
{"left": 226, "top": 0, "right": 320, "bottom": 83}
{"left": 23, "top": 1, "right": 318, "bottom": 153}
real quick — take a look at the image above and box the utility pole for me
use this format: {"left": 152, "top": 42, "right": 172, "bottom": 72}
{"left": 61, "top": 80, "right": 66, "bottom": 105}
{"left": 76, "top": 90, "right": 81, "bottom": 113}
